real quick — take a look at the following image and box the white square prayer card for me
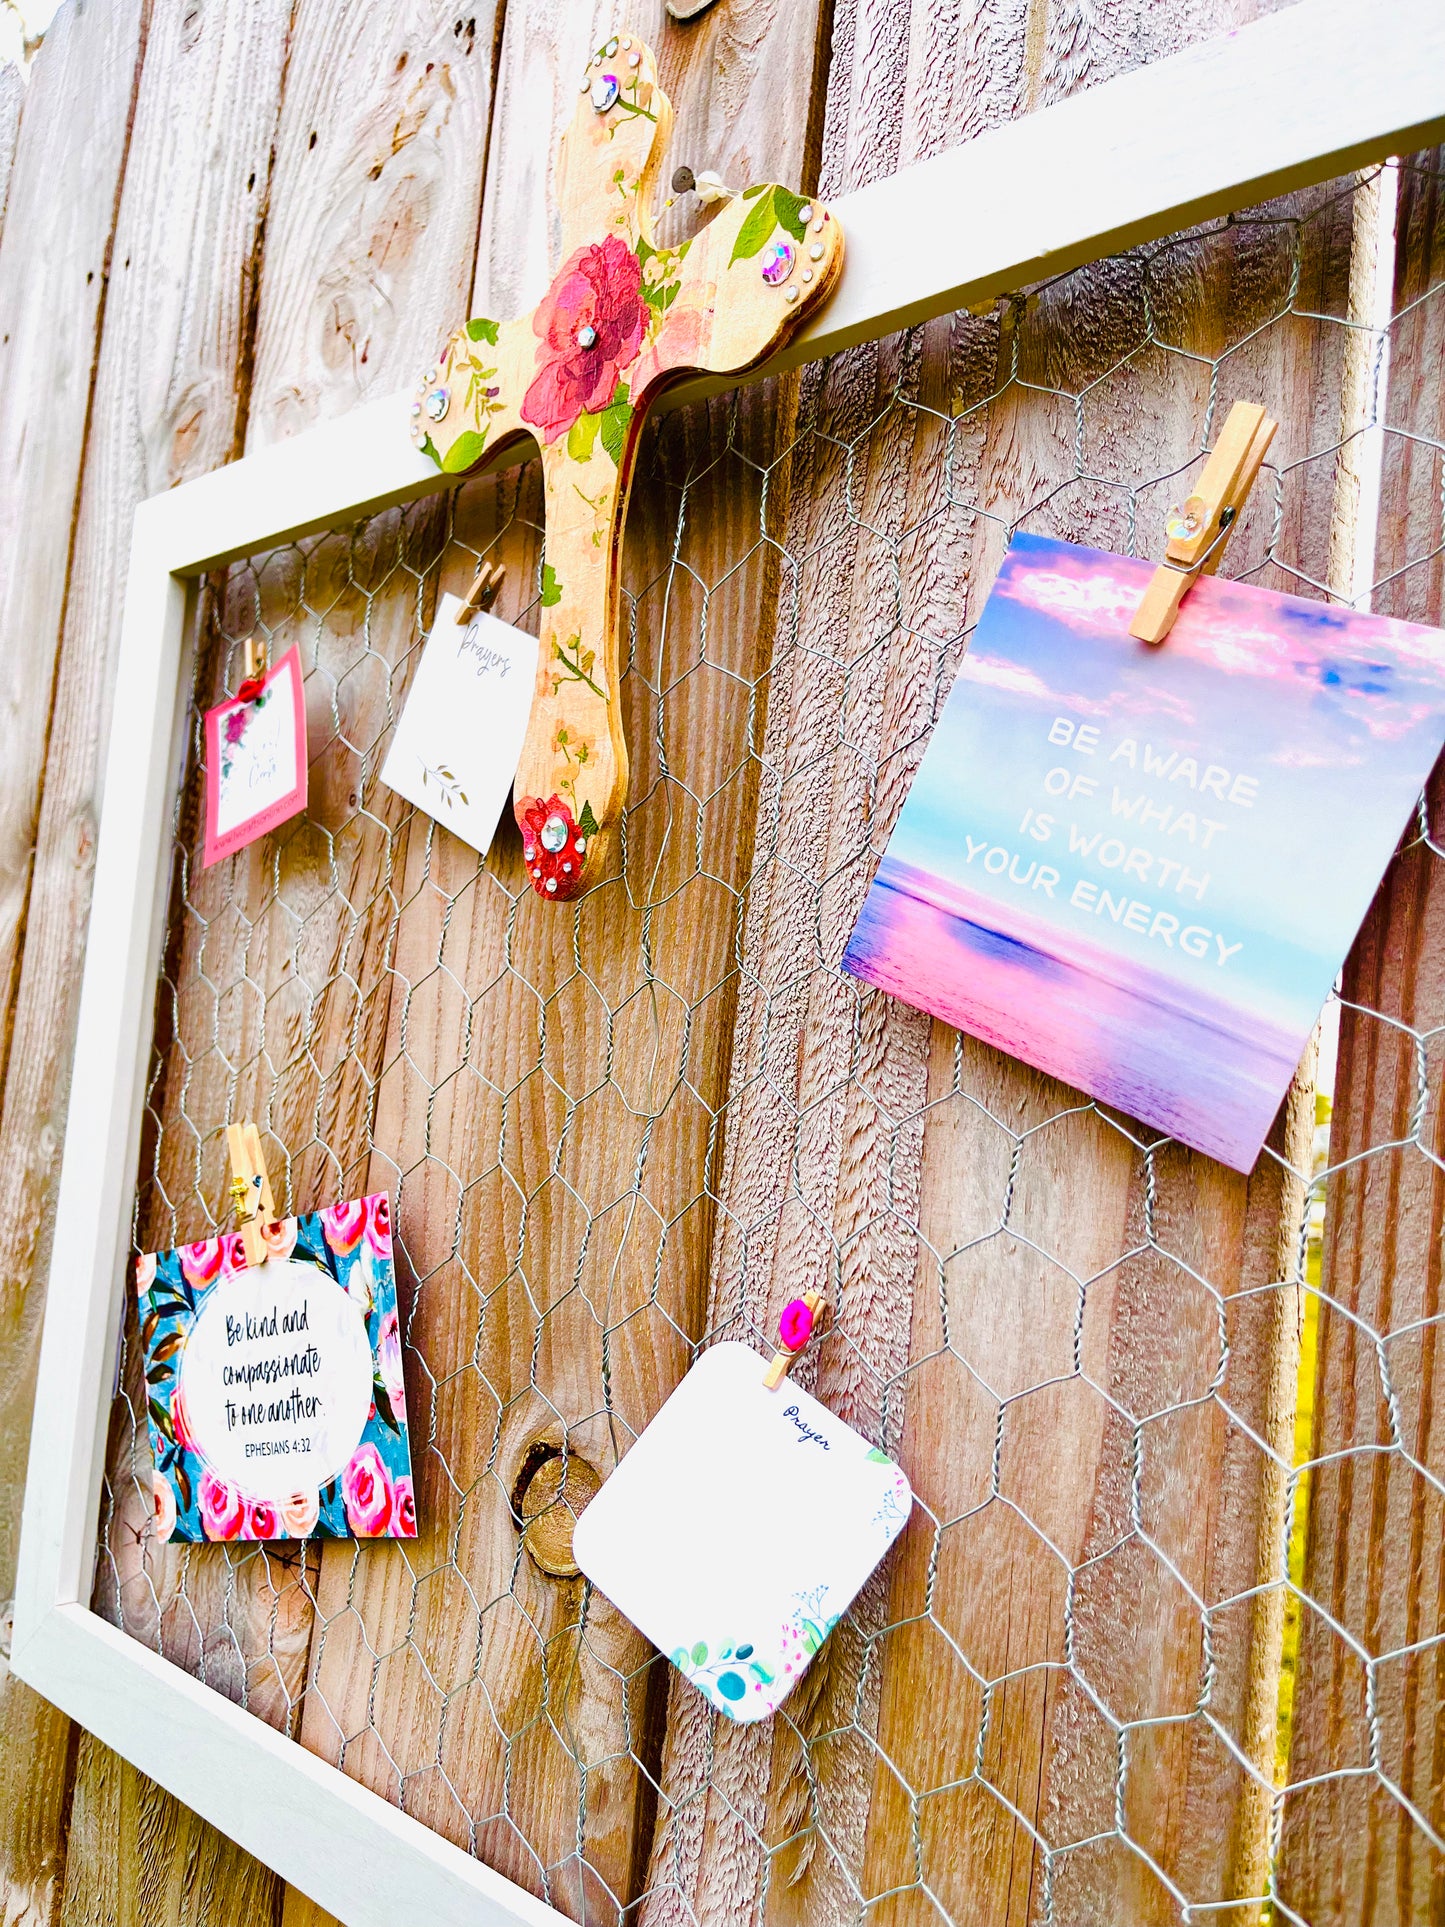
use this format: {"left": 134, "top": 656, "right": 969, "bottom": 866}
{"left": 573, "top": 1341, "right": 913, "bottom": 1723}
{"left": 380, "top": 591, "right": 540, "bottom": 856}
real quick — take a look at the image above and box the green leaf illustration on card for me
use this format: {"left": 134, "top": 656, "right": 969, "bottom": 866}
{"left": 540, "top": 563, "right": 562, "bottom": 608}
{"left": 466, "top": 316, "right": 500, "bottom": 344}
{"left": 578, "top": 799, "right": 600, "bottom": 838}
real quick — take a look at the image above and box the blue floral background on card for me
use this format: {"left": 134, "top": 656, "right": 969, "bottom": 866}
{"left": 135, "top": 1194, "right": 415, "bottom": 1541}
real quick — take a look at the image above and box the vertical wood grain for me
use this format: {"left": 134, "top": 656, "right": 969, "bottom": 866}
{"left": 0, "top": 63, "right": 22, "bottom": 237}
{"left": 284, "top": 5, "right": 832, "bottom": 1920}
{"left": 59, "top": 1732, "right": 279, "bottom": 1927}
{"left": 246, "top": 0, "right": 503, "bottom": 448}
{"left": 643, "top": 3, "right": 1341, "bottom": 1921}
{"left": 1275, "top": 149, "right": 1445, "bottom": 1927}
{"left": 96, "top": 0, "right": 504, "bottom": 1798}
{"left": 8, "top": 0, "right": 303, "bottom": 1919}
{"left": 0, "top": 4, "right": 148, "bottom": 1921}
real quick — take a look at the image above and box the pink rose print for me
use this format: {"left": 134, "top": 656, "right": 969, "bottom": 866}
{"left": 281, "top": 1490, "right": 319, "bottom": 1537}
{"left": 521, "top": 236, "right": 646, "bottom": 443}
{"left": 170, "top": 1375, "right": 196, "bottom": 1454}
{"left": 199, "top": 1468, "right": 245, "bottom": 1541}
{"left": 364, "top": 1192, "right": 392, "bottom": 1261}
{"left": 390, "top": 1475, "right": 417, "bottom": 1539}
{"left": 151, "top": 1469, "right": 177, "bottom": 1541}
{"left": 180, "top": 1237, "right": 227, "bottom": 1289}
{"left": 219, "top": 1230, "right": 248, "bottom": 1275}
{"left": 244, "top": 1498, "right": 281, "bottom": 1540}
{"left": 630, "top": 301, "right": 705, "bottom": 405}
{"left": 377, "top": 1307, "right": 406, "bottom": 1425}
{"left": 342, "top": 1443, "right": 394, "bottom": 1536}
{"left": 321, "top": 1198, "right": 367, "bottom": 1255}
{"left": 260, "top": 1216, "right": 298, "bottom": 1263}
{"left": 134, "top": 1250, "right": 157, "bottom": 1293}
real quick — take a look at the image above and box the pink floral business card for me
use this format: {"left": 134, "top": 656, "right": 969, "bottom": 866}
{"left": 202, "top": 645, "right": 308, "bottom": 867}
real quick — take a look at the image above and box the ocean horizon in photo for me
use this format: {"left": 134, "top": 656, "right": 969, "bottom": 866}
{"left": 844, "top": 854, "right": 1301, "bottom": 1168}
{"left": 842, "top": 530, "right": 1445, "bottom": 1171}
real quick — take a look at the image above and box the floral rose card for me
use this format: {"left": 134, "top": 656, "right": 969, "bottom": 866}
{"left": 844, "top": 531, "right": 1445, "bottom": 1171}
{"left": 572, "top": 1342, "right": 912, "bottom": 1722}
{"left": 135, "top": 1195, "right": 415, "bottom": 1541}
{"left": 203, "top": 645, "right": 308, "bottom": 867}
{"left": 379, "top": 592, "right": 539, "bottom": 857}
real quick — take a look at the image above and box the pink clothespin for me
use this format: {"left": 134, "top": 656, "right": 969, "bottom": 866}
{"left": 763, "top": 1291, "right": 828, "bottom": 1390}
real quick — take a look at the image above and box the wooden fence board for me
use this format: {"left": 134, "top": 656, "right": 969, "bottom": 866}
{"left": 2, "top": 9, "right": 1434, "bottom": 1927}
{"left": 90, "top": 23, "right": 501, "bottom": 1926}
{"left": 246, "top": 0, "right": 503, "bottom": 447}
{"left": 0, "top": 5, "right": 147, "bottom": 1921}
{"left": 642, "top": 2, "right": 1345, "bottom": 1922}
{"left": 0, "top": 0, "right": 299, "bottom": 1918}
{"left": 0, "top": 63, "right": 21, "bottom": 236}
{"left": 286, "top": 4, "right": 832, "bottom": 1920}
{"left": 59, "top": 1731, "right": 277, "bottom": 1927}
{"left": 1275, "top": 148, "right": 1445, "bottom": 1927}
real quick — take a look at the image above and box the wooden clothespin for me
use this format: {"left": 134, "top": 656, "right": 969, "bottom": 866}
{"left": 763, "top": 1291, "right": 828, "bottom": 1391}
{"left": 1129, "top": 400, "right": 1278, "bottom": 645}
{"left": 458, "top": 559, "right": 504, "bottom": 622}
{"left": 226, "top": 1120, "right": 276, "bottom": 1268}
{"left": 236, "top": 636, "right": 269, "bottom": 702}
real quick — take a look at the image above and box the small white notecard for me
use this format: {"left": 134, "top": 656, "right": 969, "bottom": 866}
{"left": 573, "top": 1342, "right": 913, "bottom": 1723}
{"left": 380, "top": 592, "right": 539, "bottom": 855}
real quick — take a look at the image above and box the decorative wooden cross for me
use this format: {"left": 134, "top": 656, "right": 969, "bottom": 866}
{"left": 411, "top": 32, "right": 843, "bottom": 900}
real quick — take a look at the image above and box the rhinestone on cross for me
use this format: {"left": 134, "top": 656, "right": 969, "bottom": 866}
{"left": 411, "top": 33, "right": 844, "bottom": 900}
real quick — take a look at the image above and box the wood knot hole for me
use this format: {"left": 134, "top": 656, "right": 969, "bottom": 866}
{"left": 511, "top": 1439, "right": 602, "bottom": 1578}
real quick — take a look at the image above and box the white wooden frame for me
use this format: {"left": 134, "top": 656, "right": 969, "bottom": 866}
{"left": 11, "top": 3, "right": 1445, "bottom": 1921}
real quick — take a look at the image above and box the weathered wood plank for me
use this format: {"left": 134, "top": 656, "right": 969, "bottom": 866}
{"left": 59, "top": 1731, "right": 277, "bottom": 1927}
{"left": 0, "top": 0, "right": 305, "bottom": 1917}
{"left": 0, "top": 63, "right": 22, "bottom": 237}
{"left": 88, "top": 6, "right": 497, "bottom": 1921}
{"left": 286, "top": 5, "right": 831, "bottom": 1920}
{"left": 1275, "top": 149, "right": 1445, "bottom": 1927}
{"left": 0, "top": 6, "right": 147, "bottom": 1921}
{"left": 247, "top": 0, "right": 502, "bottom": 447}
{"left": 642, "top": 3, "right": 1342, "bottom": 1922}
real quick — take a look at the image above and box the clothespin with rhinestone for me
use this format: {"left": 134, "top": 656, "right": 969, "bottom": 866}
{"left": 226, "top": 1121, "right": 276, "bottom": 1269}
{"left": 1130, "top": 400, "right": 1277, "bottom": 644}
{"left": 763, "top": 1291, "right": 828, "bottom": 1390}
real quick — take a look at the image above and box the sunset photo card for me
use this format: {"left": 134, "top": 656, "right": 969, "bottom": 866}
{"left": 843, "top": 532, "right": 1445, "bottom": 1171}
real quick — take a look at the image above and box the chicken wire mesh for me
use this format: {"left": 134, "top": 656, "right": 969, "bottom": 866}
{"left": 91, "top": 158, "right": 1445, "bottom": 1924}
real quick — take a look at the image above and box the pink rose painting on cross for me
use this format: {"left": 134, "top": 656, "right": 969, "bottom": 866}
{"left": 411, "top": 32, "right": 843, "bottom": 899}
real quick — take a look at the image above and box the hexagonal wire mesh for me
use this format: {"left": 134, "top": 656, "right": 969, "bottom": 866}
{"left": 91, "top": 157, "right": 1445, "bottom": 1923}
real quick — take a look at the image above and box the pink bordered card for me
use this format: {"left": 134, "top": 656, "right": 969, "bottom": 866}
{"left": 202, "top": 645, "right": 308, "bottom": 867}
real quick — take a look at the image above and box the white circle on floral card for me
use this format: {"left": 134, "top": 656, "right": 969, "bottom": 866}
{"left": 178, "top": 1257, "right": 374, "bottom": 1503}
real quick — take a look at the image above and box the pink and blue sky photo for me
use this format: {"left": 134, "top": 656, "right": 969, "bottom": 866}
{"left": 843, "top": 532, "right": 1445, "bottom": 1170}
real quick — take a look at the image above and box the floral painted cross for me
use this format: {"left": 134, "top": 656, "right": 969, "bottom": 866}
{"left": 412, "top": 33, "right": 843, "bottom": 900}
